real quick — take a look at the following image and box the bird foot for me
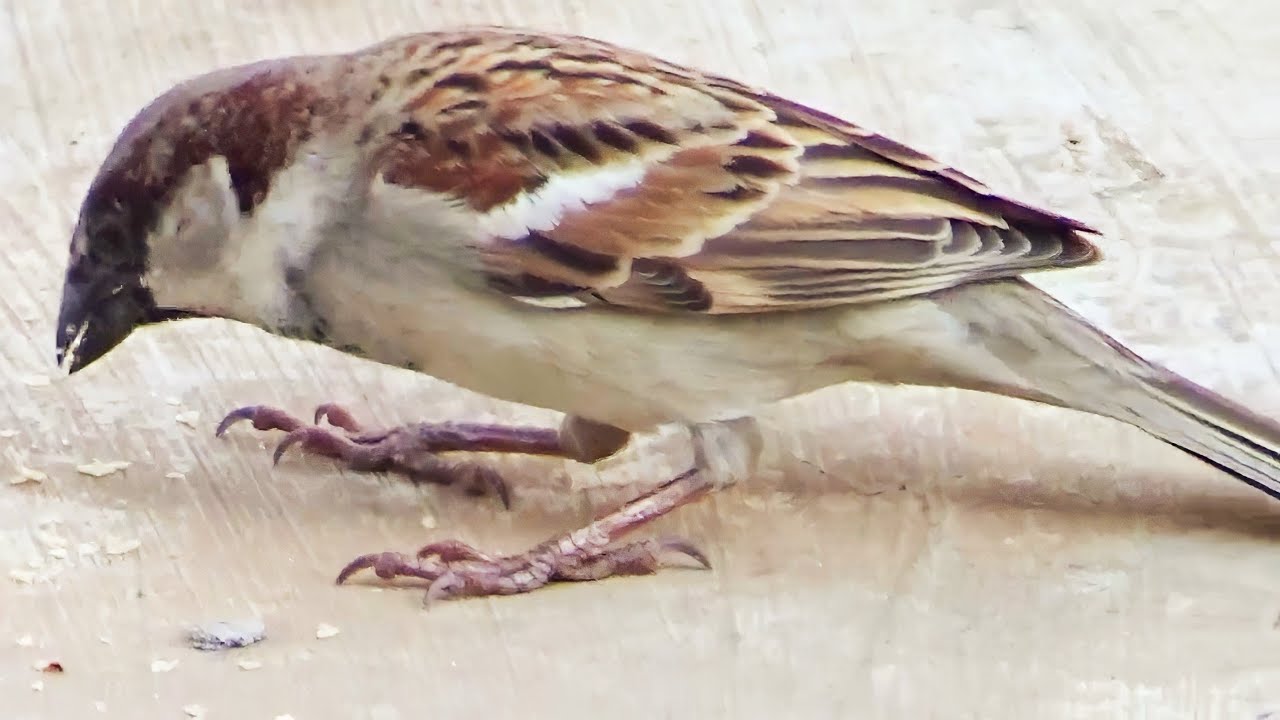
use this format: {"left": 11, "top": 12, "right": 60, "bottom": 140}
{"left": 336, "top": 535, "right": 709, "bottom": 604}
{"left": 336, "top": 466, "right": 716, "bottom": 604}
{"left": 214, "top": 402, "right": 570, "bottom": 508}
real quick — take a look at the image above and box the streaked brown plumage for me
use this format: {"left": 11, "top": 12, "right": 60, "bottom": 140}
{"left": 55, "top": 27, "right": 1280, "bottom": 605}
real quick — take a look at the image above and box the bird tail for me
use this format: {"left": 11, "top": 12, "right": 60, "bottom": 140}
{"left": 932, "top": 279, "right": 1280, "bottom": 502}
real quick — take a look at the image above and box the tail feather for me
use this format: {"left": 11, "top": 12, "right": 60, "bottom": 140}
{"left": 1138, "top": 372, "right": 1280, "bottom": 500}
{"left": 934, "top": 279, "right": 1280, "bottom": 502}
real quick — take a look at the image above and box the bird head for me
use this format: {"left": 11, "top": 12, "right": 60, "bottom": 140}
{"left": 55, "top": 60, "right": 331, "bottom": 374}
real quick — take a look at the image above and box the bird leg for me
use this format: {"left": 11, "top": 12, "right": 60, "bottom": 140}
{"left": 334, "top": 417, "right": 763, "bottom": 605}
{"left": 335, "top": 468, "right": 715, "bottom": 603}
{"left": 215, "top": 404, "right": 632, "bottom": 508}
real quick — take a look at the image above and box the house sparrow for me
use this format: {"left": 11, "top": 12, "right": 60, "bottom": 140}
{"left": 55, "top": 27, "right": 1280, "bottom": 605}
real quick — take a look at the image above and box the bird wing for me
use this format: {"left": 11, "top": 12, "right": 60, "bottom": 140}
{"left": 371, "top": 28, "right": 1101, "bottom": 314}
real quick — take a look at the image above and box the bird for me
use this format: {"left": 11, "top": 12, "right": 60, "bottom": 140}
{"left": 54, "top": 26, "right": 1280, "bottom": 605}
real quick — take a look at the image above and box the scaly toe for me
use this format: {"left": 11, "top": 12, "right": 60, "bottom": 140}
{"left": 215, "top": 404, "right": 306, "bottom": 437}
{"left": 313, "top": 402, "right": 364, "bottom": 433}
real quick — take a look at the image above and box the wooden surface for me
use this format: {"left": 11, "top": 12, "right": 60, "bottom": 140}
{"left": 4, "top": 1, "right": 1280, "bottom": 717}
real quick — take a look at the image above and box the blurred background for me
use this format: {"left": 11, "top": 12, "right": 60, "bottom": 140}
{"left": 3, "top": 1, "right": 1280, "bottom": 717}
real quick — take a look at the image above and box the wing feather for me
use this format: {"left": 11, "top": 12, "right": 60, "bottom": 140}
{"left": 369, "top": 28, "right": 1102, "bottom": 314}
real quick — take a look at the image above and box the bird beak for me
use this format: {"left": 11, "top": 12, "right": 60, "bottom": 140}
{"left": 54, "top": 260, "right": 157, "bottom": 374}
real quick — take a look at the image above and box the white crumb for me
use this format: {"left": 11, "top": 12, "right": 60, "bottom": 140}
{"left": 182, "top": 703, "right": 207, "bottom": 718}
{"left": 150, "top": 658, "right": 179, "bottom": 673}
{"left": 237, "top": 659, "right": 263, "bottom": 671}
{"left": 0, "top": 429, "right": 18, "bottom": 438}
{"left": 15, "top": 634, "right": 34, "bottom": 647}
{"left": 165, "top": 471, "right": 186, "bottom": 480}
{"left": 420, "top": 513, "right": 437, "bottom": 529}
{"left": 20, "top": 374, "right": 51, "bottom": 387}
{"left": 9, "top": 465, "right": 46, "bottom": 485}
{"left": 10, "top": 569, "right": 37, "bottom": 584}
{"left": 48, "top": 548, "right": 68, "bottom": 560}
{"left": 98, "top": 635, "right": 112, "bottom": 645}
{"left": 104, "top": 537, "right": 141, "bottom": 556}
{"left": 76, "top": 459, "right": 131, "bottom": 478}
{"left": 94, "top": 701, "right": 107, "bottom": 712}
{"left": 315, "top": 623, "right": 340, "bottom": 639}
{"left": 187, "top": 618, "right": 266, "bottom": 650}
{"left": 175, "top": 411, "right": 201, "bottom": 428}
{"left": 35, "top": 527, "right": 70, "bottom": 549}
{"left": 166, "top": 397, "right": 183, "bottom": 406}
{"left": 274, "top": 715, "right": 296, "bottom": 720}
{"left": 31, "top": 680, "right": 44, "bottom": 692}
{"left": 27, "top": 557, "right": 45, "bottom": 569}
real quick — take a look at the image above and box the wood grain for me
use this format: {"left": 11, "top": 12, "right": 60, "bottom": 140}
{"left": 3, "top": 1, "right": 1279, "bottom": 718}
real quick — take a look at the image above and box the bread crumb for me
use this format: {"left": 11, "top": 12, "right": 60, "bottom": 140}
{"left": 9, "top": 465, "right": 47, "bottom": 485}
{"left": 31, "top": 680, "right": 44, "bottom": 692}
{"left": 165, "top": 471, "right": 186, "bottom": 480}
{"left": 182, "top": 703, "right": 207, "bottom": 718}
{"left": 10, "top": 569, "right": 37, "bottom": 584}
{"left": 187, "top": 618, "right": 266, "bottom": 651}
{"left": 15, "top": 634, "right": 34, "bottom": 647}
{"left": 76, "top": 460, "right": 131, "bottom": 478}
{"left": 98, "top": 635, "right": 112, "bottom": 645}
{"left": 0, "top": 429, "right": 18, "bottom": 439}
{"left": 150, "top": 658, "right": 179, "bottom": 673}
{"left": 20, "top": 374, "right": 51, "bottom": 387}
{"left": 35, "top": 528, "right": 69, "bottom": 549}
{"left": 48, "top": 548, "right": 69, "bottom": 560}
{"left": 94, "top": 701, "right": 107, "bottom": 712}
{"left": 237, "top": 659, "right": 263, "bottom": 671}
{"left": 315, "top": 623, "right": 340, "bottom": 639}
{"left": 166, "top": 397, "right": 183, "bottom": 406}
{"left": 175, "top": 411, "right": 201, "bottom": 428}
{"left": 104, "top": 537, "right": 141, "bottom": 556}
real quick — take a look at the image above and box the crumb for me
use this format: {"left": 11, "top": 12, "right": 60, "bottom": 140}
{"left": 76, "top": 459, "right": 131, "bottom": 478}
{"left": 104, "top": 537, "right": 141, "bottom": 556}
{"left": 186, "top": 618, "right": 267, "bottom": 651}
{"left": 16, "top": 634, "right": 34, "bottom": 647}
{"left": 315, "top": 623, "right": 340, "bottom": 639}
{"left": 31, "top": 680, "right": 44, "bottom": 692}
{"left": 27, "top": 557, "right": 46, "bottom": 569}
{"left": 98, "top": 635, "right": 112, "bottom": 645}
{"left": 274, "top": 715, "right": 296, "bottom": 720}
{"left": 166, "top": 397, "right": 183, "bottom": 406}
{"left": 20, "top": 374, "right": 51, "bottom": 387}
{"left": 0, "top": 429, "right": 18, "bottom": 439}
{"left": 420, "top": 513, "right": 437, "bottom": 529}
{"left": 94, "top": 701, "right": 107, "bottom": 712}
{"left": 165, "top": 471, "right": 186, "bottom": 480}
{"left": 35, "top": 659, "right": 64, "bottom": 673}
{"left": 9, "top": 465, "right": 47, "bottom": 485}
{"left": 175, "top": 411, "right": 201, "bottom": 428}
{"left": 150, "top": 658, "right": 179, "bottom": 673}
{"left": 237, "top": 659, "right": 263, "bottom": 671}
{"left": 48, "top": 548, "right": 69, "bottom": 560}
{"left": 35, "top": 527, "right": 69, "bottom": 549}
{"left": 182, "top": 704, "right": 207, "bottom": 718}
{"left": 10, "top": 569, "right": 37, "bottom": 584}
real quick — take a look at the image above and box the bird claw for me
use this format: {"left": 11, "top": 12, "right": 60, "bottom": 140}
{"left": 334, "top": 535, "right": 710, "bottom": 606}
{"left": 214, "top": 402, "right": 512, "bottom": 507}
